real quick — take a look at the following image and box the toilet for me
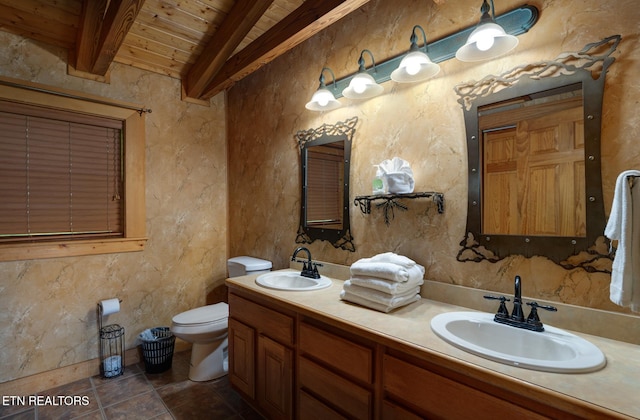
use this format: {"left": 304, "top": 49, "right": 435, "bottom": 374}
{"left": 171, "top": 256, "right": 272, "bottom": 381}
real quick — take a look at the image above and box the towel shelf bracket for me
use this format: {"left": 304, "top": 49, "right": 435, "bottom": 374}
{"left": 354, "top": 192, "right": 444, "bottom": 225}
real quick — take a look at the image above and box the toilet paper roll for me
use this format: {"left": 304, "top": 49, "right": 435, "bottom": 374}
{"left": 103, "top": 355, "right": 122, "bottom": 377}
{"left": 99, "top": 298, "right": 120, "bottom": 316}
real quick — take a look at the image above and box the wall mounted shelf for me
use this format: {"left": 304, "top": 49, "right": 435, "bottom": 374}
{"left": 354, "top": 192, "right": 444, "bottom": 225}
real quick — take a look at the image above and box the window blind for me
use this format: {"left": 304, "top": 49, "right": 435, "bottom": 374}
{"left": 0, "top": 100, "right": 123, "bottom": 243}
{"left": 306, "top": 150, "right": 342, "bottom": 224}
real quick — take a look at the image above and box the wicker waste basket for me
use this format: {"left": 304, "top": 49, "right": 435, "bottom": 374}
{"left": 139, "top": 327, "right": 175, "bottom": 374}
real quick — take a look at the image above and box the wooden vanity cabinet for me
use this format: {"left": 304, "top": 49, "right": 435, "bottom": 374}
{"left": 228, "top": 292, "right": 295, "bottom": 419}
{"left": 227, "top": 286, "right": 622, "bottom": 420}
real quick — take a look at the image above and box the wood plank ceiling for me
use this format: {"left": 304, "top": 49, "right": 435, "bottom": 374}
{"left": 0, "top": 0, "right": 371, "bottom": 102}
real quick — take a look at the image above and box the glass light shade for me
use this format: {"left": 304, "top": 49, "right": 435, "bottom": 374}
{"left": 305, "top": 87, "right": 341, "bottom": 111}
{"left": 390, "top": 51, "right": 441, "bottom": 83}
{"left": 456, "top": 22, "right": 518, "bottom": 62}
{"left": 342, "top": 72, "right": 383, "bottom": 99}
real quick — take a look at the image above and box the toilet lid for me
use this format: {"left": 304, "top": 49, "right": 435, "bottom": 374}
{"left": 172, "top": 303, "right": 228, "bottom": 325}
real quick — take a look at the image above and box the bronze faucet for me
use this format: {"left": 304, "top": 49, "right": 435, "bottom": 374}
{"left": 484, "top": 275, "right": 557, "bottom": 332}
{"left": 291, "top": 247, "right": 321, "bottom": 279}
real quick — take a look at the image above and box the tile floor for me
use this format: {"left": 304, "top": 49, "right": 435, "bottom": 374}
{"left": 0, "top": 351, "right": 264, "bottom": 420}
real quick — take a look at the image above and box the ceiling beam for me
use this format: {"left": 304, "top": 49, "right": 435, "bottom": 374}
{"left": 75, "top": 0, "right": 145, "bottom": 76}
{"left": 184, "top": 0, "right": 276, "bottom": 100}
{"left": 75, "top": 0, "right": 107, "bottom": 73}
{"left": 198, "top": 0, "right": 370, "bottom": 100}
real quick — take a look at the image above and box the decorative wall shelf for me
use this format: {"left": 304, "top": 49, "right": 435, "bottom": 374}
{"left": 354, "top": 192, "right": 444, "bottom": 225}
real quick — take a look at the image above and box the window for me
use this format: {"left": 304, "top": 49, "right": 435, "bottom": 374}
{"left": 0, "top": 78, "right": 146, "bottom": 261}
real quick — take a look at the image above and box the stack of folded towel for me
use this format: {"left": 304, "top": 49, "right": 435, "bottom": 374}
{"left": 340, "top": 252, "right": 424, "bottom": 313}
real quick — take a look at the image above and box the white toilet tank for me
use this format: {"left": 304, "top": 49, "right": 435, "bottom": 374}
{"left": 227, "top": 256, "right": 272, "bottom": 278}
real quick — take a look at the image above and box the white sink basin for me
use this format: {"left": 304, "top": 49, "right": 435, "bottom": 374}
{"left": 430, "top": 311, "right": 606, "bottom": 373}
{"left": 256, "top": 271, "right": 332, "bottom": 291}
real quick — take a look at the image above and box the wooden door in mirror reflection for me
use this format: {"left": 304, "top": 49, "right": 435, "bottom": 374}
{"left": 481, "top": 95, "right": 585, "bottom": 237}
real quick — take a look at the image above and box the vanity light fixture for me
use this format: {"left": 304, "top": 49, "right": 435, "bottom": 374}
{"left": 456, "top": 0, "right": 519, "bottom": 62}
{"left": 305, "top": 5, "right": 538, "bottom": 104}
{"left": 342, "top": 50, "right": 384, "bottom": 99}
{"left": 391, "top": 25, "right": 440, "bottom": 83}
{"left": 305, "top": 67, "right": 342, "bottom": 111}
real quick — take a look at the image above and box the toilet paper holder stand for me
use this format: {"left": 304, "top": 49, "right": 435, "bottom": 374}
{"left": 97, "top": 299, "right": 124, "bottom": 379}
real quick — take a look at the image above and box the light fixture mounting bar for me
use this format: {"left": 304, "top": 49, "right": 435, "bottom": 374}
{"left": 328, "top": 5, "right": 538, "bottom": 99}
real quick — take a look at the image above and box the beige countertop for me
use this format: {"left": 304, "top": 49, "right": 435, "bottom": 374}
{"left": 226, "top": 269, "right": 640, "bottom": 419}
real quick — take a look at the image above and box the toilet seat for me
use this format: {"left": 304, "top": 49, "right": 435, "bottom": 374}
{"left": 172, "top": 303, "right": 228, "bottom": 326}
{"left": 171, "top": 303, "right": 229, "bottom": 345}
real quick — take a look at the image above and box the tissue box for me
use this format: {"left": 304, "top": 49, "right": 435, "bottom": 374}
{"left": 378, "top": 157, "right": 415, "bottom": 194}
{"left": 385, "top": 172, "right": 414, "bottom": 194}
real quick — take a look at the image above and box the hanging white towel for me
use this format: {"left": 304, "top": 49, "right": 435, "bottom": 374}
{"left": 604, "top": 170, "right": 640, "bottom": 311}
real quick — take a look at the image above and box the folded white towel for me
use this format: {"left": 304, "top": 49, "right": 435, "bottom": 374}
{"left": 349, "top": 275, "right": 424, "bottom": 295}
{"left": 350, "top": 260, "right": 424, "bottom": 282}
{"left": 605, "top": 170, "right": 640, "bottom": 311}
{"left": 369, "top": 252, "right": 416, "bottom": 268}
{"left": 343, "top": 281, "right": 420, "bottom": 303}
{"left": 340, "top": 289, "right": 421, "bottom": 313}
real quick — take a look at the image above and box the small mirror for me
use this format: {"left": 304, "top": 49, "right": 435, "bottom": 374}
{"left": 295, "top": 117, "right": 357, "bottom": 251}
{"left": 456, "top": 36, "right": 620, "bottom": 272}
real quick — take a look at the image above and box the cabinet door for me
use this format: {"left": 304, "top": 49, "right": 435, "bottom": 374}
{"left": 257, "top": 335, "right": 293, "bottom": 419}
{"left": 228, "top": 318, "right": 255, "bottom": 399}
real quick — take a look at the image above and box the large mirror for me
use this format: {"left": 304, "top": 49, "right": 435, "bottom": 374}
{"left": 295, "top": 117, "right": 357, "bottom": 252}
{"left": 456, "top": 36, "right": 620, "bottom": 272}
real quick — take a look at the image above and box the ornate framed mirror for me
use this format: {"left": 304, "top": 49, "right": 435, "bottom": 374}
{"left": 295, "top": 117, "right": 357, "bottom": 252}
{"left": 455, "top": 36, "right": 620, "bottom": 272}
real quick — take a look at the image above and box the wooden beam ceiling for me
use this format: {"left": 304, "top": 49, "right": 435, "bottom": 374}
{"left": 75, "top": 0, "right": 145, "bottom": 76}
{"left": 195, "top": 0, "right": 370, "bottom": 100}
{"left": 184, "top": 0, "right": 276, "bottom": 100}
{"left": 5, "top": 0, "right": 371, "bottom": 102}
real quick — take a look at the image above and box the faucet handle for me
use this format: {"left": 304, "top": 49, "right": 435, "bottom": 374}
{"left": 526, "top": 301, "right": 558, "bottom": 312}
{"left": 484, "top": 295, "right": 510, "bottom": 318}
{"left": 525, "top": 301, "right": 557, "bottom": 329}
{"left": 310, "top": 262, "right": 321, "bottom": 279}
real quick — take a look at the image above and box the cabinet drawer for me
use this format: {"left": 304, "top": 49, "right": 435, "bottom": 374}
{"left": 299, "top": 357, "right": 372, "bottom": 419}
{"left": 299, "top": 322, "right": 373, "bottom": 383}
{"left": 229, "top": 293, "right": 294, "bottom": 346}
{"left": 299, "top": 389, "right": 348, "bottom": 420}
{"left": 383, "top": 355, "right": 547, "bottom": 419}
{"left": 382, "top": 400, "right": 423, "bottom": 420}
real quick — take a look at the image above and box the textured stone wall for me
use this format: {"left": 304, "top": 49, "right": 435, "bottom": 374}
{"left": 0, "top": 32, "right": 228, "bottom": 382}
{"left": 227, "top": 0, "right": 640, "bottom": 313}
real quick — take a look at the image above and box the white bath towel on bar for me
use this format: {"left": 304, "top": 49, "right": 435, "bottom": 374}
{"left": 350, "top": 260, "right": 424, "bottom": 282}
{"left": 349, "top": 275, "right": 424, "bottom": 295}
{"left": 604, "top": 170, "right": 640, "bottom": 311}
{"left": 340, "top": 290, "right": 420, "bottom": 313}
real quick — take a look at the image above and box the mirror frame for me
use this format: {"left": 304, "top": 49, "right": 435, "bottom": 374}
{"left": 455, "top": 35, "right": 620, "bottom": 272}
{"left": 295, "top": 117, "right": 357, "bottom": 252}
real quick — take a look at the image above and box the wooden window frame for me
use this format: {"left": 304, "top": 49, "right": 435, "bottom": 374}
{"left": 0, "top": 77, "right": 146, "bottom": 262}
